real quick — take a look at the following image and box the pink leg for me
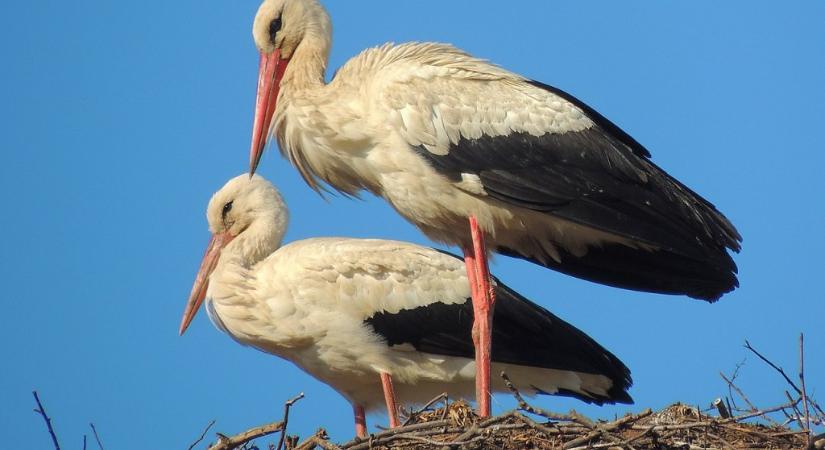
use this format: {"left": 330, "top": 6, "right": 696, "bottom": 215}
{"left": 463, "top": 215, "right": 496, "bottom": 417}
{"left": 380, "top": 372, "right": 400, "bottom": 428}
{"left": 353, "top": 404, "right": 367, "bottom": 438}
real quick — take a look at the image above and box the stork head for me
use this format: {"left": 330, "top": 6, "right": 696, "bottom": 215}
{"left": 179, "top": 174, "right": 289, "bottom": 335}
{"left": 249, "top": 0, "right": 332, "bottom": 175}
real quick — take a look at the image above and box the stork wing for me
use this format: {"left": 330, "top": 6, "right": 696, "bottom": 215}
{"left": 365, "top": 270, "right": 633, "bottom": 404}
{"left": 272, "top": 238, "right": 631, "bottom": 402}
{"left": 380, "top": 48, "right": 740, "bottom": 266}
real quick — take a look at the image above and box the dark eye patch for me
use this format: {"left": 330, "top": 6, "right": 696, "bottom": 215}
{"left": 269, "top": 17, "right": 282, "bottom": 43}
{"left": 222, "top": 201, "right": 234, "bottom": 221}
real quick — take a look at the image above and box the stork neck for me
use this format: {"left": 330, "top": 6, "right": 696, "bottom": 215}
{"left": 281, "top": 31, "right": 329, "bottom": 93}
{"left": 217, "top": 219, "right": 285, "bottom": 273}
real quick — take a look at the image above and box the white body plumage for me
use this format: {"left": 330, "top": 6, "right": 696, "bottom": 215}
{"left": 249, "top": 0, "right": 741, "bottom": 300}
{"left": 181, "top": 175, "right": 630, "bottom": 411}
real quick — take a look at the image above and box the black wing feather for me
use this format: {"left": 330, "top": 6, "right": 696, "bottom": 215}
{"left": 365, "top": 275, "right": 633, "bottom": 405}
{"left": 413, "top": 81, "right": 741, "bottom": 300}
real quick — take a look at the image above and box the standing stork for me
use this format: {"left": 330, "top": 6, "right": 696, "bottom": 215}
{"left": 246, "top": 0, "right": 741, "bottom": 416}
{"left": 179, "top": 174, "right": 632, "bottom": 436}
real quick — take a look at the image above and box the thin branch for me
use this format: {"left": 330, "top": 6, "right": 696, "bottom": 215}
{"left": 562, "top": 412, "right": 651, "bottom": 450}
{"left": 501, "top": 371, "right": 594, "bottom": 428}
{"left": 293, "top": 429, "right": 341, "bottom": 450}
{"left": 800, "top": 333, "right": 812, "bottom": 446}
{"left": 706, "top": 432, "right": 736, "bottom": 450}
{"left": 745, "top": 339, "right": 801, "bottom": 393}
{"left": 207, "top": 422, "right": 285, "bottom": 450}
{"left": 785, "top": 391, "right": 807, "bottom": 430}
{"left": 342, "top": 420, "right": 453, "bottom": 450}
{"left": 32, "top": 391, "right": 61, "bottom": 450}
{"left": 188, "top": 420, "right": 216, "bottom": 450}
{"left": 276, "top": 393, "right": 305, "bottom": 450}
{"left": 745, "top": 339, "right": 825, "bottom": 422}
{"left": 724, "top": 397, "right": 801, "bottom": 423}
{"left": 719, "top": 371, "right": 779, "bottom": 425}
{"left": 401, "top": 392, "right": 447, "bottom": 426}
{"left": 726, "top": 359, "right": 746, "bottom": 411}
{"left": 89, "top": 423, "right": 104, "bottom": 450}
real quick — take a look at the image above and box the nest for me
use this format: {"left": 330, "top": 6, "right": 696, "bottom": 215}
{"left": 202, "top": 395, "right": 822, "bottom": 450}
{"left": 189, "top": 337, "right": 824, "bottom": 450}
{"left": 306, "top": 399, "right": 815, "bottom": 450}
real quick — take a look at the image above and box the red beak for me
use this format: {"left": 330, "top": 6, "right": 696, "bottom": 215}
{"left": 249, "top": 49, "right": 290, "bottom": 176}
{"left": 179, "top": 231, "right": 235, "bottom": 335}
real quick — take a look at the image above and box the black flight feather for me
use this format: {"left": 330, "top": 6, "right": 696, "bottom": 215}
{"left": 412, "top": 80, "right": 741, "bottom": 301}
{"left": 365, "top": 275, "right": 633, "bottom": 405}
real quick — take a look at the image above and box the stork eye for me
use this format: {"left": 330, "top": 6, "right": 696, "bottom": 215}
{"left": 222, "top": 201, "right": 234, "bottom": 220}
{"left": 269, "top": 17, "right": 282, "bottom": 43}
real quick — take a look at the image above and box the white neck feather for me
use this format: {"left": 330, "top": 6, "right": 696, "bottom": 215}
{"left": 211, "top": 216, "right": 286, "bottom": 299}
{"left": 280, "top": 21, "right": 330, "bottom": 92}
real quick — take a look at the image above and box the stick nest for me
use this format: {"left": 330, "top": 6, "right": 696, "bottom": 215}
{"left": 309, "top": 399, "right": 815, "bottom": 450}
{"left": 193, "top": 336, "right": 824, "bottom": 450}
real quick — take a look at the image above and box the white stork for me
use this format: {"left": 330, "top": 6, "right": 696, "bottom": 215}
{"left": 246, "top": 0, "right": 741, "bottom": 416}
{"left": 179, "top": 174, "right": 633, "bottom": 436}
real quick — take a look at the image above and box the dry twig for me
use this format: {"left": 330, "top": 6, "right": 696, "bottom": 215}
{"left": 207, "top": 422, "right": 285, "bottom": 450}
{"left": 720, "top": 371, "right": 780, "bottom": 425}
{"left": 90, "top": 423, "right": 104, "bottom": 450}
{"left": 801, "top": 333, "right": 812, "bottom": 446}
{"left": 32, "top": 391, "right": 61, "bottom": 450}
{"left": 188, "top": 420, "right": 216, "bottom": 450}
{"left": 401, "top": 392, "right": 448, "bottom": 426}
{"left": 746, "top": 338, "right": 825, "bottom": 422}
{"left": 276, "top": 393, "right": 306, "bottom": 450}
{"left": 500, "top": 371, "right": 594, "bottom": 428}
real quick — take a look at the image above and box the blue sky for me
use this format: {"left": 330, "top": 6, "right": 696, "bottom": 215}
{"left": 1, "top": 1, "right": 823, "bottom": 448}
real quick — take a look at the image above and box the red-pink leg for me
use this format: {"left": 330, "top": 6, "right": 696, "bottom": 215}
{"left": 353, "top": 404, "right": 367, "bottom": 438}
{"left": 463, "top": 247, "right": 479, "bottom": 303}
{"left": 464, "top": 215, "right": 496, "bottom": 417}
{"left": 380, "top": 372, "right": 400, "bottom": 428}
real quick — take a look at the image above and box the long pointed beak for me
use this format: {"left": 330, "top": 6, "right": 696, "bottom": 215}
{"left": 179, "top": 232, "right": 235, "bottom": 336}
{"left": 249, "top": 49, "right": 290, "bottom": 176}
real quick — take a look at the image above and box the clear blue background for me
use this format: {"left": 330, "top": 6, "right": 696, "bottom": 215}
{"left": 1, "top": 1, "right": 823, "bottom": 448}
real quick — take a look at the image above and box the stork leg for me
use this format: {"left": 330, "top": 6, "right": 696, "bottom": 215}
{"left": 353, "top": 403, "right": 367, "bottom": 438}
{"left": 463, "top": 215, "right": 496, "bottom": 417}
{"left": 380, "top": 372, "right": 400, "bottom": 428}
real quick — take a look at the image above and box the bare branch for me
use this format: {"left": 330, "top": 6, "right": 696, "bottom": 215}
{"left": 188, "top": 420, "right": 216, "bottom": 450}
{"left": 401, "top": 392, "right": 448, "bottom": 426}
{"left": 501, "top": 371, "right": 595, "bottom": 428}
{"left": 719, "top": 371, "right": 779, "bottom": 425}
{"left": 745, "top": 339, "right": 825, "bottom": 422}
{"left": 32, "top": 391, "right": 61, "bottom": 450}
{"left": 207, "top": 422, "right": 285, "bottom": 450}
{"left": 89, "top": 423, "right": 104, "bottom": 450}
{"left": 276, "top": 393, "right": 305, "bottom": 450}
{"left": 800, "top": 333, "right": 812, "bottom": 446}
{"left": 293, "top": 430, "right": 341, "bottom": 450}
{"left": 745, "top": 339, "right": 801, "bottom": 393}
